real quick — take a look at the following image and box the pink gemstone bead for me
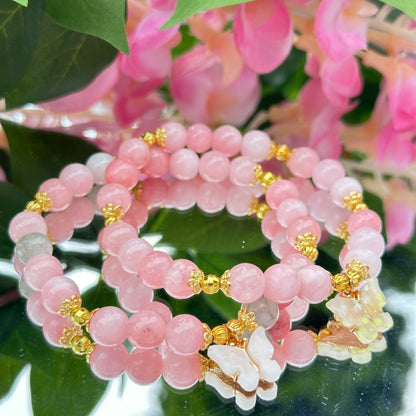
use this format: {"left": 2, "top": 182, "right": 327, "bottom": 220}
{"left": 27, "top": 291, "right": 51, "bottom": 325}
{"left": 43, "top": 315, "right": 73, "bottom": 346}
{"left": 143, "top": 147, "right": 169, "bottom": 178}
{"left": 229, "top": 263, "right": 265, "bottom": 303}
{"left": 90, "top": 344, "right": 129, "bottom": 380}
{"left": 65, "top": 197, "right": 95, "bottom": 228}
{"left": 163, "top": 349, "right": 201, "bottom": 389}
{"left": 96, "top": 183, "right": 132, "bottom": 212}
{"left": 289, "top": 177, "right": 315, "bottom": 203}
{"left": 330, "top": 177, "right": 362, "bottom": 207}
{"left": 105, "top": 157, "right": 139, "bottom": 190}
{"left": 339, "top": 244, "right": 349, "bottom": 265}
{"left": 129, "top": 310, "right": 166, "bottom": 348}
{"left": 162, "top": 122, "right": 187, "bottom": 153}
{"left": 324, "top": 206, "right": 350, "bottom": 235}
{"left": 199, "top": 150, "right": 230, "bottom": 183}
{"left": 13, "top": 255, "right": 25, "bottom": 276}
{"left": 285, "top": 296, "right": 309, "bottom": 321}
{"left": 288, "top": 147, "right": 320, "bottom": 178}
{"left": 141, "top": 177, "right": 168, "bottom": 207}
{"left": 138, "top": 251, "right": 173, "bottom": 289}
{"left": 86, "top": 153, "right": 114, "bottom": 185}
{"left": 196, "top": 181, "right": 226, "bottom": 213}
{"left": 59, "top": 163, "right": 94, "bottom": 197}
{"left": 268, "top": 309, "right": 291, "bottom": 342}
{"left": 297, "top": 265, "right": 332, "bottom": 303}
{"left": 88, "top": 306, "right": 129, "bottom": 346}
{"left": 212, "top": 125, "right": 242, "bottom": 157}
{"left": 163, "top": 259, "right": 197, "bottom": 299}
{"left": 140, "top": 302, "right": 172, "bottom": 324}
{"left": 118, "top": 139, "right": 150, "bottom": 168}
{"left": 348, "top": 209, "right": 382, "bottom": 234}
{"left": 102, "top": 256, "right": 136, "bottom": 288}
{"left": 24, "top": 253, "right": 63, "bottom": 290}
{"left": 169, "top": 148, "right": 199, "bottom": 180}
{"left": 276, "top": 198, "right": 308, "bottom": 227}
{"left": 165, "top": 314, "right": 204, "bottom": 355}
{"left": 281, "top": 253, "right": 312, "bottom": 271}
{"left": 41, "top": 276, "right": 80, "bottom": 313}
{"left": 45, "top": 212, "right": 74, "bottom": 243}
{"left": 271, "top": 231, "right": 297, "bottom": 259}
{"left": 226, "top": 186, "right": 252, "bottom": 217}
{"left": 9, "top": 211, "right": 48, "bottom": 243}
{"left": 348, "top": 227, "right": 385, "bottom": 256}
{"left": 229, "top": 156, "right": 256, "bottom": 187}
{"left": 281, "top": 330, "right": 317, "bottom": 367}
{"left": 118, "top": 276, "right": 154, "bottom": 313}
{"left": 122, "top": 200, "right": 148, "bottom": 230}
{"left": 261, "top": 210, "right": 283, "bottom": 240}
{"left": 119, "top": 238, "right": 153, "bottom": 273}
{"left": 186, "top": 123, "right": 212, "bottom": 153}
{"left": 99, "top": 221, "right": 137, "bottom": 256}
{"left": 272, "top": 343, "right": 286, "bottom": 371}
{"left": 306, "top": 191, "right": 332, "bottom": 222}
{"left": 342, "top": 249, "right": 381, "bottom": 278}
{"left": 127, "top": 348, "right": 163, "bottom": 385}
{"left": 168, "top": 180, "right": 196, "bottom": 211}
{"left": 286, "top": 216, "right": 321, "bottom": 246}
{"left": 266, "top": 180, "right": 299, "bottom": 210}
{"left": 264, "top": 264, "right": 300, "bottom": 303}
{"left": 241, "top": 130, "right": 271, "bottom": 162}
{"left": 312, "top": 159, "right": 345, "bottom": 190}
{"left": 39, "top": 178, "right": 73, "bottom": 211}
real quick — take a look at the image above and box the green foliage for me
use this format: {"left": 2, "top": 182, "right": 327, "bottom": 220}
{"left": 380, "top": 0, "right": 416, "bottom": 19}
{"left": 12, "top": 0, "right": 27, "bottom": 6}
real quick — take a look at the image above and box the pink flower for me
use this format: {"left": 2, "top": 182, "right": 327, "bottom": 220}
{"left": 233, "top": 0, "right": 293, "bottom": 74}
{"left": 386, "top": 202, "right": 416, "bottom": 249}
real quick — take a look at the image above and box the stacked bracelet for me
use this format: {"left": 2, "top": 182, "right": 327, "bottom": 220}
{"left": 9, "top": 125, "right": 392, "bottom": 412}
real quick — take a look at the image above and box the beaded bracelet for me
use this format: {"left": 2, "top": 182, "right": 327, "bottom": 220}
{"left": 9, "top": 124, "right": 393, "bottom": 412}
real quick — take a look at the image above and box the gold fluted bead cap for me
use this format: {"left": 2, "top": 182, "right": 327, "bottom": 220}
{"left": 71, "top": 335, "right": 92, "bottom": 355}
{"left": 201, "top": 274, "right": 220, "bottom": 294}
{"left": 212, "top": 325, "right": 230, "bottom": 345}
{"left": 226, "top": 319, "right": 245, "bottom": 338}
{"left": 71, "top": 307, "right": 91, "bottom": 326}
{"left": 332, "top": 273, "right": 351, "bottom": 292}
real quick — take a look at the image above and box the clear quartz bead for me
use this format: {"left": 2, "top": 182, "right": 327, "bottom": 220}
{"left": 15, "top": 232, "right": 53, "bottom": 264}
{"left": 244, "top": 296, "right": 279, "bottom": 330}
{"left": 18, "top": 276, "right": 35, "bottom": 299}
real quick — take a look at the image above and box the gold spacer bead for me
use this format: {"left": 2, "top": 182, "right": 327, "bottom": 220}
{"left": 71, "top": 335, "right": 92, "bottom": 355}
{"left": 226, "top": 319, "right": 245, "bottom": 338}
{"left": 219, "top": 270, "right": 231, "bottom": 297}
{"left": 212, "top": 325, "right": 230, "bottom": 345}
{"left": 58, "top": 295, "right": 82, "bottom": 317}
{"left": 332, "top": 272, "right": 351, "bottom": 292}
{"left": 337, "top": 222, "right": 349, "bottom": 242}
{"left": 274, "top": 144, "right": 293, "bottom": 161}
{"left": 343, "top": 192, "right": 368, "bottom": 212}
{"left": 71, "top": 307, "right": 91, "bottom": 326}
{"left": 295, "top": 233, "right": 319, "bottom": 262}
{"left": 201, "top": 274, "right": 220, "bottom": 294}
{"left": 201, "top": 323, "right": 213, "bottom": 350}
{"left": 25, "top": 191, "right": 52, "bottom": 214}
{"left": 101, "top": 203, "right": 125, "bottom": 226}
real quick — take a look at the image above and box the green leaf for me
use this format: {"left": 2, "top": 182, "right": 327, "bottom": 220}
{"left": 5, "top": 15, "right": 117, "bottom": 109}
{"left": 162, "top": 0, "right": 255, "bottom": 28}
{"left": 0, "top": 0, "right": 45, "bottom": 96}
{"left": 0, "top": 354, "right": 25, "bottom": 400}
{"left": 12, "top": 0, "right": 28, "bottom": 6}
{"left": 1, "top": 120, "right": 99, "bottom": 196}
{"left": 380, "top": 0, "right": 416, "bottom": 20}
{"left": 46, "top": 0, "right": 129, "bottom": 54}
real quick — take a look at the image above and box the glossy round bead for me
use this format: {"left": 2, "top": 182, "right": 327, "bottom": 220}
{"left": 312, "top": 159, "right": 345, "bottom": 190}
{"left": 244, "top": 296, "right": 279, "bottom": 330}
{"left": 18, "top": 276, "right": 35, "bottom": 298}
{"left": 324, "top": 206, "right": 350, "bottom": 236}
{"left": 342, "top": 249, "right": 382, "bottom": 278}
{"left": 90, "top": 344, "right": 129, "bottom": 380}
{"left": 229, "top": 156, "right": 256, "bottom": 187}
{"left": 163, "top": 259, "right": 197, "bottom": 299}
{"left": 286, "top": 216, "right": 321, "bottom": 246}
{"left": 348, "top": 227, "right": 385, "bottom": 256}
{"left": 288, "top": 147, "right": 320, "bottom": 178}
{"left": 290, "top": 177, "right": 315, "bottom": 203}
{"left": 24, "top": 253, "right": 63, "bottom": 290}
{"left": 169, "top": 148, "right": 199, "bottom": 180}
{"left": 284, "top": 296, "right": 309, "bottom": 321}
{"left": 15, "top": 232, "right": 53, "bottom": 264}
{"left": 330, "top": 177, "right": 362, "bottom": 207}
{"left": 45, "top": 212, "right": 74, "bottom": 243}
{"left": 140, "top": 302, "right": 172, "bottom": 324}
{"left": 196, "top": 181, "right": 226, "bottom": 213}
{"left": 129, "top": 310, "right": 166, "bottom": 348}
{"left": 118, "top": 139, "right": 150, "bottom": 168}
{"left": 41, "top": 276, "right": 80, "bottom": 313}
{"left": 306, "top": 190, "right": 334, "bottom": 222}
{"left": 271, "top": 231, "right": 297, "bottom": 259}
{"left": 165, "top": 314, "right": 204, "bottom": 355}
{"left": 229, "top": 263, "right": 265, "bottom": 303}
{"left": 96, "top": 183, "right": 132, "bottom": 212}
{"left": 264, "top": 264, "right": 300, "bottom": 303}
{"left": 26, "top": 291, "right": 51, "bottom": 325}
{"left": 281, "top": 330, "right": 317, "bottom": 367}
{"left": 186, "top": 123, "right": 212, "bottom": 153}
{"left": 88, "top": 306, "right": 129, "bottom": 346}
{"left": 268, "top": 308, "right": 291, "bottom": 342}
{"left": 162, "top": 121, "right": 187, "bottom": 153}
{"left": 59, "top": 163, "right": 94, "bottom": 197}
{"left": 199, "top": 150, "right": 230, "bottom": 183}
{"left": 347, "top": 209, "right": 382, "bottom": 234}
{"left": 65, "top": 197, "right": 95, "bottom": 228}
{"left": 226, "top": 186, "right": 252, "bottom": 217}
{"left": 168, "top": 179, "right": 197, "bottom": 211}
{"left": 105, "top": 157, "right": 140, "bottom": 190}
{"left": 102, "top": 256, "right": 136, "bottom": 288}
{"left": 143, "top": 147, "right": 169, "bottom": 178}
{"left": 241, "top": 130, "right": 271, "bottom": 162}
{"left": 297, "top": 265, "right": 332, "bottom": 303}
{"left": 118, "top": 276, "right": 154, "bottom": 313}
{"left": 261, "top": 210, "right": 283, "bottom": 240}
{"left": 281, "top": 253, "right": 312, "bottom": 271}
{"left": 138, "top": 251, "right": 173, "bottom": 289}
{"left": 212, "top": 125, "right": 242, "bottom": 157}
{"left": 9, "top": 211, "right": 48, "bottom": 243}
{"left": 141, "top": 178, "right": 168, "bottom": 208}
{"left": 276, "top": 198, "right": 308, "bottom": 227}
{"left": 99, "top": 222, "right": 137, "bottom": 256}
{"left": 43, "top": 315, "right": 73, "bottom": 346}
{"left": 127, "top": 348, "right": 163, "bottom": 385}
{"left": 39, "top": 178, "right": 73, "bottom": 211}
{"left": 119, "top": 238, "right": 153, "bottom": 274}
{"left": 86, "top": 152, "right": 114, "bottom": 185}
{"left": 122, "top": 200, "right": 148, "bottom": 230}
{"left": 162, "top": 349, "right": 201, "bottom": 389}
{"left": 266, "top": 180, "right": 299, "bottom": 210}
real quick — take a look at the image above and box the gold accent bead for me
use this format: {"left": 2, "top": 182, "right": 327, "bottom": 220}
{"left": 141, "top": 128, "right": 167, "bottom": 147}
{"left": 336, "top": 221, "right": 349, "bottom": 242}
{"left": 294, "top": 233, "right": 319, "bottom": 262}
{"left": 101, "top": 203, "right": 125, "bottom": 226}
{"left": 332, "top": 259, "right": 370, "bottom": 295}
{"left": 25, "top": 191, "right": 52, "bottom": 214}
{"left": 58, "top": 295, "right": 82, "bottom": 317}
{"left": 212, "top": 325, "right": 230, "bottom": 345}
{"left": 187, "top": 269, "right": 231, "bottom": 297}
{"left": 343, "top": 192, "right": 368, "bottom": 212}
{"left": 202, "top": 323, "right": 213, "bottom": 350}
{"left": 199, "top": 354, "right": 211, "bottom": 380}
{"left": 71, "top": 335, "right": 92, "bottom": 355}
{"left": 71, "top": 307, "right": 91, "bottom": 326}
{"left": 332, "top": 272, "right": 351, "bottom": 293}
{"left": 187, "top": 269, "right": 204, "bottom": 294}
{"left": 219, "top": 270, "right": 231, "bottom": 297}
{"left": 60, "top": 325, "right": 83, "bottom": 348}
{"left": 238, "top": 306, "right": 258, "bottom": 332}
{"left": 248, "top": 196, "right": 270, "bottom": 220}
{"left": 201, "top": 274, "right": 220, "bottom": 294}
{"left": 226, "top": 319, "right": 245, "bottom": 338}
{"left": 251, "top": 165, "right": 281, "bottom": 191}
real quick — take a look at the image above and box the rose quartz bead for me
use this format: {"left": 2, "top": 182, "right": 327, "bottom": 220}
{"left": 306, "top": 191, "right": 334, "bottom": 222}
{"left": 339, "top": 244, "right": 349, "bottom": 265}
{"left": 141, "top": 177, "right": 168, "bottom": 207}
{"left": 65, "top": 197, "right": 95, "bottom": 228}
{"left": 165, "top": 314, "right": 204, "bottom": 355}
{"left": 281, "top": 253, "right": 312, "bottom": 271}
{"left": 229, "top": 156, "right": 256, "bottom": 187}
{"left": 199, "top": 150, "right": 230, "bottom": 183}
{"left": 43, "top": 315, "right": 73, "bottom": 346}
{"left": 312, "top": 159, "right": 345, "bottom": 190}
{"left": 163, "top": 259, "right": 197, "bottom": 299}
{"left": 330, "top": 177, "right": 362, "bottom": 207}
{"left": 324, "top": 206, "right": 350, "bottom": 235}
{"left": 348, "top": 227, "right": 385, "bottom": 256}
{"left": 105, "top": 157, "right": 139, "bottom": 190}
{"left": 342, "top": 249, "right": 381, "bottom": 278}
{"left": 289, "top": 177, "right": 315, "bottom": 203}
{"left": 212, "top": 125, "right": 242, "bottom": 157}
{"left": 88, "top": 306, "right": 129, "bottom": 346}
{"left": 168, "top": 180, "right": 196, "bottom": 211}
{"left": 96, "top": 183, "right": 132, "bottom": 212}
{"left": 288, "top": 147, "right": 320, "bottom": 178}
{"left": 268, "top": 309, "right": 291, "bottom": 342}
{"left": 286, "top": 216, "right": 321, "bottom": 246}
{"left": 272, "top": 343, "right": 286, "bottom": 371}
{"left": 143, "top": 147, "right": 169, "bottom": 178}
{"left": 27, "top": 291, "right": 51, "bottom": 325}
{"left": 138, "top": 251, "right": 173, "bottom": 289}
{"left": 24, "top": 253, "right": 63, "bottom": 290}
{"left": 41, "top": 276, "right": 80, "bottom": 313}
{"left": 348, "top": 209, "right": 382, "bottom": 234}
{"left": 129, "top": 310, "right": 166, "bottom": 348}
{"left": 86, "top": 153, "right": 114, "bottom": 185}
{"left": 119, "top": 238, "right": 153, "bottom": 273}
{"left": 122, "top": 200, "right": 148, "bottom": 230}
{"left": 127, "top": 348, "right": 163, "bottom": 385}
{"left": 196, "top": 181, "right": 226, "bottom": 213}
{"left": 45, "top": 212, "right": 74, "bottom": 243}
{"left": 140, "top": 302, "right": 172, "bottom": 324}
{"left": 241, "top": 130, "right": 271, "bottom": 162}
{"left": 59, "top": 163, "right": 94, "bottom": 197}
{"left": 13, "top": 255, "right": 25, "bottom": 276}
{"left": 118, "top": 276, "right": 154, "bottom": 313}
{"left": 102, "top": 256, "right": 136, "bottom": 288}
{"left": 169, "top": 148, "right": 199, "bottom": 180}
{"left": 264, "top": 264, "right": 300, "bottom": 303}
{"left": 266, "top": 180, "right": 299, "bottom": 210}
{"left": 261, "top": 210, "right": 283, "bottom": 240}
{"left": 9, "top": 211, "right": 48, "bottom": 243}
{"left": 276, "top": 198, "right": 308, "bottom": 227}
{"left": 226, "top": 186, "right": 252, "bottom": 217}
{"left": 186, "top": 123, "right": 212, "bottom": 153}
{"left": 39, "top": 178, "right": 73, "bottom": 211}
{"left": 118, "top": 139, "right": 150, "bottom": 168}
{"left": 229, "top": 263, "right": 265, "bottom": 303}
{"left": 281, "top": 330, "right": 317, "bottom": 367}
{"left": 163, "top": 349, "right": 201, "bottom": 389}
{"left": 90, "top": 344, "right": 129, "bottom": 380}
{"left": 297, "top": 265, "right": 332, "bottom": 303}
{"left": 285, "top": 296, "right": 309, "bottom": 321}
{"left": 99, "top": 221, "right": 137, "bottom": 256}
{"left": 271, "top": 231, "right": 297, "bottom": 259}
{"left": 162, "top": 122, "right": 187, "bottom": 153}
